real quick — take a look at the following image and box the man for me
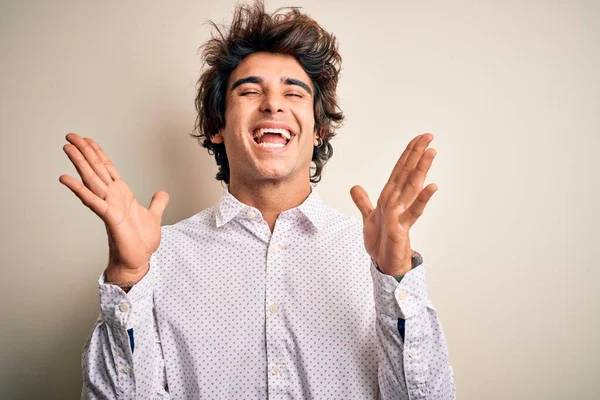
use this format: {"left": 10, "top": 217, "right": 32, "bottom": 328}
{"left": 60, "top": 3, "right": 455, "bottom": 399}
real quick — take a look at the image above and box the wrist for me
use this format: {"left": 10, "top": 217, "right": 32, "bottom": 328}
{"left": 105, "top": 262, "right": 149, "bottom": 284}
{"left": 376, "top": 250, "right": 422, "bottom": 277}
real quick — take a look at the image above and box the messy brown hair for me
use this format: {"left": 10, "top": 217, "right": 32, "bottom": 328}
{"left": 191, "top": 2, "right": 344, "bottom": 184}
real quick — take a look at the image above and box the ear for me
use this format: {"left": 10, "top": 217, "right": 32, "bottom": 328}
{"left": 211, "top": 131, "right": 224, "bottom": 144}
{"left": 313, "top": 130, "right": 320, "bottom": 147}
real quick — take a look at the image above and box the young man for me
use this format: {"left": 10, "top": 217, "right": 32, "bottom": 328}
{"left": 60, "top": 3, "right": 455, "bottom": 399}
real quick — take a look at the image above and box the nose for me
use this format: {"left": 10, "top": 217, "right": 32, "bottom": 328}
{"left": 260, "top": 91, "right": 284, "bottom": 114}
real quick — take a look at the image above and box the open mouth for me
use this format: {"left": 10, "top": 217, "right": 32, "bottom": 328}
{"left": 253, "top": 128, "right": 293, "bottom": 148}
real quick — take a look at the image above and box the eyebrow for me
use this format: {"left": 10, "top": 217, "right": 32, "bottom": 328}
{"left": 230, "top": 76, "right": 263, "bottom": 91}
{"left": 230, "top": 75, "right": 313, "bottom": 96}
{"left": 282, "top": 77, "right": 312, "bottom": 95}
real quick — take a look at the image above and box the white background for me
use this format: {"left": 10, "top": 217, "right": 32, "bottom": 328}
{"left": 1, "top": 0, "right": 598, "bottom": 398}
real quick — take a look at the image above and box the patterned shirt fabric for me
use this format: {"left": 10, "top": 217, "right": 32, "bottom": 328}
{"left": 82, "top": 187, "right": 455, "bottom": 399}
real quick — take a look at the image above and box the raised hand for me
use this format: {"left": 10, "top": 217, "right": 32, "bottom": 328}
{"left": 350, "top": 133, "right": 438, "bottom": 276}
{"left": 59, "top": 133, "right": 169, "bottom": 282}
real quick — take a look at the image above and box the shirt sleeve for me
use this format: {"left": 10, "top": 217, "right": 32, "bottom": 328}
{"left": 81, "top": 269, "right": 170, "bottom": 399}
{"left": 370, "top": 260, "right": 456, "bottom": 400}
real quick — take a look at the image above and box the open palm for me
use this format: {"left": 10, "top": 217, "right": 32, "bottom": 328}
{"left": 351, "top": 133, "right": 438, "bottom": 276}
{"left": 59, "top": 133, "right": 169, "bottom": 280}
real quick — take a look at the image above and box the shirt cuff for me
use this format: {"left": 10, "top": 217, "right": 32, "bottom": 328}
{"left": 370, "top": 260, "right": 429, "bottom": 319}
{"left": 99, "top": 269, "right": 154, "bottom": 329}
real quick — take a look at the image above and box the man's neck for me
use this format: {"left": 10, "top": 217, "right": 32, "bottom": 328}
{"left": 228, "top": 178, "right": 312, "bottom": 233}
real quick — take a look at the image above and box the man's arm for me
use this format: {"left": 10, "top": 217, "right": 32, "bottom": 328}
{"left": 371, "top": 259, "right": 455, "bottom": 399}
{"left": 350, "top": 133, "right": 455, "bottom": 398}
{"left": 82, "top": 270, "right": 169, "bottom": 399}
{"left": 59, "top": 134, "right": 171, "bottom": 397}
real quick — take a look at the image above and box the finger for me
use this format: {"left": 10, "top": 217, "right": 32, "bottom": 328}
{"left": 387, "top": 134, "right": 423, "bottom": 184}
{"left": 84, "top": 137, "right": 122, "bottom": 181}
{"left": 59, "top": 174, "right": 108, "bottom": 217}
{"left": 395, "top": 133, "right": 434, "bottom": 190}
{"left": 398, "top": 148, "right": 436, "bottom": 207}
{"left": 65, "top": 133, "right": 113, "bottom": 185}
{"left": 63, "top": 142, "right": 108, "bottom": 198}
{"left": 148, "top": 190, "right": 170, "bottom": 218}
{"left": 350, "top": 185, "right": 374, "bottom": 220}
{"left": 400, "top": 183, "right": 438, "bottom": 228}
{"left": 378, "top": 135, "right": 424, "bottom": 208}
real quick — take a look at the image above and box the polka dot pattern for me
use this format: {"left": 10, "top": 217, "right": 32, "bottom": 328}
{"left": 82, "top": 187, "right": 455, "bottom": 399}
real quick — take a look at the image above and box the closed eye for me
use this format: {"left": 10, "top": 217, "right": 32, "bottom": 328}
{"left": 240, "top": 91, "right": 260, "bottom": 96}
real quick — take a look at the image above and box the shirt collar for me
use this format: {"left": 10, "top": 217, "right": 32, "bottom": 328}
{"left": 295, "top": 187, "right": 326, "bottom": 231}
{"left": 214, "top": 187, "right": 246, "bottom": 228}
{"left": 214, "top": 185, "right": 326, "bottom": 231}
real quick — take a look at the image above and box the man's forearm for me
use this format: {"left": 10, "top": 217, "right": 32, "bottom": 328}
{"left": 371, "top": 261, "right": 455, "bottom": 399}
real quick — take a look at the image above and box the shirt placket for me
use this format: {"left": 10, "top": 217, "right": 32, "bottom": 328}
{"left": 265, "top": 216, "right": 291, "bottom": 398}
{"left": 404, "top": 319, "right": 428, "bottom": 399}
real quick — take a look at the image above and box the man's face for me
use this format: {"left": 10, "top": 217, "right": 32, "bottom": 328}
{"left": 211, "top": 52, "right": 317, "bottom": 186}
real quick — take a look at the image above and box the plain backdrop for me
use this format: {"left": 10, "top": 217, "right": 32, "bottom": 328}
{"left": 1, "top": 0, "right": 598, "bottom": 398}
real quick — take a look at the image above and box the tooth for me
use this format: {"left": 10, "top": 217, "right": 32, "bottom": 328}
{"left": 255, "top": 128, "right": 292, "bottom": 140}
{"left": 258, "top": 142, "right": 285, "bottom": 148}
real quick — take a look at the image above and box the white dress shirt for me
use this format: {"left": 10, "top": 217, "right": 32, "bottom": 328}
{"left": 82, "top": 187, "right": 455, "bottom": 399}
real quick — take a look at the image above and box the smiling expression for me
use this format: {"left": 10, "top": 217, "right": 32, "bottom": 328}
{"left": 210, "top": 52, "right": 318, "bottom": 186}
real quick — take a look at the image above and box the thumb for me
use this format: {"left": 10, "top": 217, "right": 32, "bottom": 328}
{"left": 148, "top": 190, "right": 169, "bottom": 217}
{"left": 350, "top": 185, "right": 374, "bottom": 220}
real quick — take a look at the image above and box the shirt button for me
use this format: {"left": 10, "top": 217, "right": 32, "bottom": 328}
{"left": 271, "top": 365, "right": 280, "bottom": 375}
{"left": 247, "top": 210, "right": 256, "bottom": 219}
{"left": 408, "top": 348, "right": 417, "bottom": 358}
{"left": 396, "top": 290, "right": 408, "bottom": 302}
{"left": 270, "top": 244, "right": 280, "bottom": 254}
{"left": 269, "top": 304, "right": 279, "bottom": 313}
{"left": 122, "top": 366, "right": 131, "bottom": 374}
{"left": 119, "top": 303, "right": 129, "bottom": 312}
